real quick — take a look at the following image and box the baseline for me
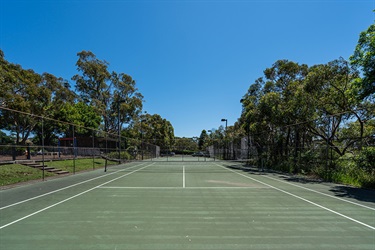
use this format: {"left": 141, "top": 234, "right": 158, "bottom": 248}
{"left": 98, "top": 186, "right": 269, "bottom": 189}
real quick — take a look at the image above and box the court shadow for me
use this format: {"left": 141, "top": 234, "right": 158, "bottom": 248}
{"left": 329, "top": 185, "right": 375, "bottom": 203}
{"left": 225, "top": 164, "right": 375, "bottom": 203}
{"left": 226, "top": 164, "right": 268, "bottom": 175}
{"left": 281, "top": 176, "right": 375, "bottom": 203}
{"left": 280, "top": 175, "right": 324, "bottom": 184}
{"left": 279, "top": 176, "right": 375, "bottom": 203}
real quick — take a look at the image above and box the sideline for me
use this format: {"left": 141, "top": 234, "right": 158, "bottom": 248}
{"left": 0, "top": 162, "right": 154, "bottom": 230}
{"left": 220, "top": 163, "right": 375, "bottom": 211}
{"left": 215, "top": 163, "right": 375, "bottom": 230}
{"left": 0, "top": 162, "right": 148, "bottom": 210}
{"left": 262, "top": 175, "right": 375, "bottom": 211}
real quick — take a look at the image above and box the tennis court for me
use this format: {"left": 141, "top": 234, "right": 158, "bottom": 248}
{"left": 1, "top": 157, "right": 374, "bottom": 249}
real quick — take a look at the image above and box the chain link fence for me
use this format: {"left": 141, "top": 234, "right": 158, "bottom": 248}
{"left": 206, "top": 115, "right": 374, "bottom": 187}
{"left": 0, "top": 108, "right": 160, "bottom": 176}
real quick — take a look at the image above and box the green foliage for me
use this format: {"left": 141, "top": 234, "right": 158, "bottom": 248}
{"left": 332, "top": 153, "right": 375, "bottom": 188}
{"left": 125, "top": 113, "right": 175, "bottom": 151}
{"left": 0, "top": 52, "right": 77, "bottom": 145}
{"left": 59, "top": 102, "right": 102, "bottom": 137}
{"left": 72, "top": 50, "right": 144, "bottom": 134}
{"left": 237, "top": 24, "right": 375, "bottom": 187}
{"left": 72, "top": 51, "right": 111, "bottom": 105}
{"left": 0, "top": 131, "right": 13, "bottom": 144}
{"left": 350, "top": 23, "right": 375, "bottom": 99}
{"left": 198, "top": 130, "right": 208, "bottom": 150}
{"left": 0, "top": 54, "right": 46, "bottom": 144}
{"left": 106, "top": 151, "right": 132, "bottom": 161}
{"left": 356, "top": 147, "right": 375, "bottom": 173}
{"left": 174, "top": 137, "right": 198, "bottom": 152}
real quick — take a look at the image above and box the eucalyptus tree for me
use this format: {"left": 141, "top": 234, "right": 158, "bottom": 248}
{"left": 349, "top": 20, "right": 375, "bottom": 150}
{"left": 350, "top": 21, "right": 375, "bottom": 100}
{"left": 111, "top": 72, "right": 144, "bottom": 134}
{"left": 240, "top": 79, "right": 265, "bottom": 155}
{"left": 72, "top": 51, "right": 143, "bottom": 136}
{"left": 240, "top": 60, "right": 309, "bottom": 166}
{"left": 162, "top": 118, "right": 175, "bottom": 151}
{"left": 303, "top": 58, "right": 364, "bottom": 156}
{"left": 174, "top": 137, "right": 199, "bottom": 152}
{"left": 263, "top": 60, "right": 309, "bottom": 161}
{"left": 126, "top": 113, "right": 175, "bottom": 151}
{"left": 0, "top": 50, "right": 101, "bottom": 146}
{"left": 198, "top": 130, "right": 209, "bottom": 150}
{"left": 32, "top": 73, "right": 77, "bottom": 145}
{"left": 0, "top": 51, "right": 51, "bottom": 145}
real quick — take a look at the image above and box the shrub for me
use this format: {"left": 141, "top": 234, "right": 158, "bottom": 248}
{"left": 356, "top": 147, "right": 375, "bottom": 174}
{"left": 106, "top": 151, "right": 132, "bottom": 160}
{"left": 331, "top": 152, "right": 375, "bottom": 188}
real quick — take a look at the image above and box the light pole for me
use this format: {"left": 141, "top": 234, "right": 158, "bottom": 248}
{"left": 221, "top": 118, "right": 228, "bottom": 160}
{"left": 221, "top": 119, "right": 227, "bottom": 131}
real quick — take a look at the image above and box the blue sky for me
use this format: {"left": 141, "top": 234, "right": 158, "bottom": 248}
{"left": 1, "top": 0, "right": 374, "bottom": 138}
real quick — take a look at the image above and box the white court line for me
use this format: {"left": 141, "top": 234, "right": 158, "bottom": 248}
{"left": 262, "top": 175, "right": 375, "bottom": 211}
{"left": 0, "top": 162, "right": 148, "bottom": 210}
{"left": 98, "top": 186, "right": 270, "bottom": 189}
{"left": 0, "top": 163, "right": 154, "bottom": 230}
{"left": 215, "top": 163, "right": 375, "bottom": 230}
{"left": 219, "top": 164, "right": 375, "bottom": 211}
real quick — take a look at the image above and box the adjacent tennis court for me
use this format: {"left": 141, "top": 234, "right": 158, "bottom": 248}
{"left": 1, "top": 158, "right": 374, "bottom": 249}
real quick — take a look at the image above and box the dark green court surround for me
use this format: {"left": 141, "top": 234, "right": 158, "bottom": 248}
{"left": 1, "top": 158, "right": 374, "bottom": 249}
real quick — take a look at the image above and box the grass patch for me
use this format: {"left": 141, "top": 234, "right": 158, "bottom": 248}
{"left": 0, "top": 164, "right": 56, "bottom": 186}
{"left": 0, "top": 158, "right": 118, "bottom": 187}
{"left": 49, "top": 158, "right": 117, "bottom": 173}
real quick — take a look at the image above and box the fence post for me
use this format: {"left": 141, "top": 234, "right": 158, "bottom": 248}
{"left": 92, "top": 129, "right": 95, "bottom": 170}
{"left": 27, "top": 145, "right": 31, "bottom": 160}
{"left": 326, "top": 116, "right": 330, "bottom": 180}
{"left": 58, "top": 139, "right": 61, "bottom": 158}
{"left": 41, "top": 117, "right": 45, "bottom": 181}
{"left": 12, "top": 144, "right": 16, "bottom": 161}
{"left": 73, "top": 125, "right": 76, "bottom": 174}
